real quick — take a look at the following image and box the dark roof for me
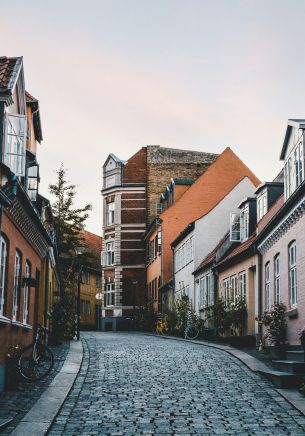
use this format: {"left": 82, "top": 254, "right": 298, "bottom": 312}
{"left": 26, "top": 90, "right": 43, "bottom": 143}
{"left": 254, "top": 181, "right": 284, "bottom": 196}
{"left": 25, "top": 90, "right": 37, "bottom": 103}
{"left": 0, "top": 57, "right": 20, "bottom": 90}
{"left": 172, "top": 178, "right": 194, "bottom": 186}
{"left": 171, "top": 222, "right": 194, "bottom": 248}
{"left": 193, "top": 232, "right": 229, "bottom": 275}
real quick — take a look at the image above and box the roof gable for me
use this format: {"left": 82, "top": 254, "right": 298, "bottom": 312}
{"left": 0, "top": 56, "right": 22, "bottom": 91}
{"left": 280, "top": 119, "right": 305, "bottom": 160}
{"left": 160, "top": 147, "right": 260, "bottom": 223}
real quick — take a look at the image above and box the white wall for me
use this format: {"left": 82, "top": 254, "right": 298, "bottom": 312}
{"left": 173, "top": 231, "right": 195, "bottom": 310}
{"left": 194, "top": 177, "right": 257, "bottom": 270}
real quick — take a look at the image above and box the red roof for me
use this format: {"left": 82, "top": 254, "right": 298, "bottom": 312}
{"left": 80, "top": 230, "right": 103, "bottom": 269}
{"left": 257, "top": 193, "right": 284, "bottom": 234}
{"left": 217, "top": 232, "right": 256, "bottom": 267}
{"left": 0, "top": 57, "right": 19, "bottom": 90}
{"left": 25, "top": 90, "right": 37, "bottom": 103}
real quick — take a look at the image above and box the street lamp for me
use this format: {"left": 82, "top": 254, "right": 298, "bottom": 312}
{"left": 75, "top": 246, "right": 85, "bottom": 341}
{"left": 95, "top": 292, "right": 103, "bottom": 332}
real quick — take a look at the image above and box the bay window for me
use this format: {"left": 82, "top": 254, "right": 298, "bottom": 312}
{"left": 106, "top": 202, "right": 115, "bottom": 226}
{"left": 4, "top": 113, "right": 27, "bottom": 176}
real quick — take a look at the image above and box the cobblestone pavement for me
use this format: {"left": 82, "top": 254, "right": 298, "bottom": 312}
{"left": 49, "top": 332, "right": 305, "bottom": 435}
{"left": 0, "top": 340, "right": 69, "bottom": 435}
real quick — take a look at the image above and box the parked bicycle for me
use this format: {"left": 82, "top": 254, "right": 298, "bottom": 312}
{"left": 18, "top": 324, "right": 54, "bottom": 382}
{"left": 154, "top": 317, "right": 170, "bottom": 336}
{"left": 184, "top": 320, "right": 199, "bottom": 340}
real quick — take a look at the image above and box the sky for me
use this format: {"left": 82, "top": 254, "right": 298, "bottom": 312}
{"left": 1, "top": 0, "right": 305, "bottom": 234}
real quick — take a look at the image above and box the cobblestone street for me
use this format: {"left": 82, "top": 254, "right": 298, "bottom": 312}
{"left": 48, "top": 332, "right": 305, "bottom": 435}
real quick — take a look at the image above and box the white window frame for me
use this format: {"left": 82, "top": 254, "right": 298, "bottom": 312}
{"left": 240, "top": 207, "right": 249, "bottom": 242}
{"left": 0, "top": 236, "right": 7, "bottom": 317}
{"left": 230, "top": 212, "right": 241, "bottom": 242}
{"left": 257, "top": 190, "right": 267, "bottom": 221}
{"left": 223, "top": 278, "right": 230, "bottom": 307}
{"left": 265, "top": 262, "right": 271, "bottom": 311}
{"left": 289, "top": 242, "right": 297, "bottom": 306}
{"left": 22, "top": 261, "right": 31, "bottom": 324}
{"left": 4, "top": 113, "right": 27, "bottom": 176}
{"left": 106, "top": 202, "right": 115, "bottom": 226}
{"left": 106, "top": 282, "right": 115, "bottom": 307}
{"left": 230, "top": 275, "right": 238, "bottom": 305}
{"left": 274, "top": 254, "right": 280, "bottom": 304}
{"left": 238, "top": 271, "right": 246, "bottom": 301}
{"left": 12, "top": 251, "right": 21, "bottom": 322}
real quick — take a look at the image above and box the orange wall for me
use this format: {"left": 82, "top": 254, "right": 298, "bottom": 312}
{"left": 160, "top": 148, "right": 260, "bottom": 284}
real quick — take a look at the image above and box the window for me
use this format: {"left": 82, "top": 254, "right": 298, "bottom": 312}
{"left": 284, "top": 135, "right": 305, "bottom": 199}
{"left": 4, "top": 113, "right": 27, "bottom": 176}
{"left": 223, "top": 279, "right": 230, "bottom": 307}
{"left": 289, "top": 242, "right": 297, "bottom": 306}
{"left": 12, "top": 251, "right": 21, "bottom": 322}
{"left": 230, "top": 275, "right": 238, "bottom": 305}
{"left": 257, "top": 191, "right": 267, "bottom": 221}
{"left": 0, "top": 236, "right": 7, "bottom": 317}
{"left": 157, "top": 231, "right": 162, "bottom": 253}
{"left": 274, "top": 255, "right": 280, "bottom": 304}
{"left": 230, "top": 212, "right": 240, "bottom": 241}
{"left": 199, "top": 277, "right": 206, "bottom": 310}
{"left": 85, "top": 271, "right": 90, "bottom": 285}
{"left": 105, "top": 241, "right": 115, "bottom": 266}
{"left": 26, "top": 163, "right": 39, "bottom": 201}
{"left": 106, "top": 282, "right": 115, "bottom": 306}
{"left": 106, "top": 202, "right": 115, "bottom": 226}
{"left": 81, "top": 300, "right": 91, "bottom": 316}
{"left": 240, "top": 207, "right": 249, "bottom": 242}
{"left": 96, "top": 274, "right": 102, "bottom": 288}
{"left": 265, "top": 262, "right": 271, "bottom": 311}
{"left": 23, "top": 261, "right": 31, "bottom": 324}
{"left": 239, "top": 271, "right": 246, "bottom": 301}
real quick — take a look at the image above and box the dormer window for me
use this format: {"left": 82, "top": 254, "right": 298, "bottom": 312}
{"left": 240, "top": 205, "right": 249, "bottom": 242}
{"left": 282, "top": 126, "right": 305, "bottom": 200}
{"left": 230, "top": 206, "right": 249, "bottom": 242}
{"left": 257, "top": 189, "right": 267, "bottom": 221}
{"left": 4, "top": 113, "right": 27, "bottom": 176}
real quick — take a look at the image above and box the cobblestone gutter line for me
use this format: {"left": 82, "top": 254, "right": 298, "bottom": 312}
{"left": 10, "top": 340, "right": 83, "bottom": 436}
{"left": 154, "top": 334, "right": 305, "bottom": 417}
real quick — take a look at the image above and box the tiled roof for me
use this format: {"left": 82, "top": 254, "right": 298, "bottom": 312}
{"left": 217, "top": 232, "right": 256, "bottom": 267}
{"left": 81, "top": 230, "right": 102, "bottom": 255}
{"left": 257, "top": 193, "right": 284, "bottom": 234}
{"left": 0, "top": 57, "right": 19, "bottom": 90}
{"left": 194, "top": 232, "right": 229, "bottom": 274}
{"left": 25, "top": 90, "right": 37, "bottom": 103}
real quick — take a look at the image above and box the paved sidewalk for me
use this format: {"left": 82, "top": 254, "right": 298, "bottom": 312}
{"left": 0, "top": 341, "right": 69, "bottom": 435}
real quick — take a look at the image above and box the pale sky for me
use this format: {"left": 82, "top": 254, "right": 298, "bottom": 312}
{"left": 1, "top": 0, "right": 305, "bottom": 234}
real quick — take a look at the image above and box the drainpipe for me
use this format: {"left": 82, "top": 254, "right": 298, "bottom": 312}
{"left": 257, "top": 249, "right": 263, "bottom": 347}
{"left": 44, "top": 249, "right": 50, "bottom": 328}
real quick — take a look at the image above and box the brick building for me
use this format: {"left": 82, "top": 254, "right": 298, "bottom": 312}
{"left": 0, "top": 56, "right": 60, "bottom": 390}
{"left": 101, "top": 146, "right": 217, "bottom": 330}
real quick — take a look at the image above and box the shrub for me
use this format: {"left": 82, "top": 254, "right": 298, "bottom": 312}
{"left": 261, "top": 303, "right": 287, "bottom": 347}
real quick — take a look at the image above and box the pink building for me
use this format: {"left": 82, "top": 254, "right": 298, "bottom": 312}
{"left": 257, "top": 120, "right": 305, "bottom": 345}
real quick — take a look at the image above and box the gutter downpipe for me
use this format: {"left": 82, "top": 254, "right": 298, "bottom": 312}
{"left": 257, "top": 246, "right": 263, "bottom": 348}
{"left": 44, "top": 249, "right": 50, "bottom": 328}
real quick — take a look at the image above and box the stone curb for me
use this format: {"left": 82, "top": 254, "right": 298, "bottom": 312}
{"left": 10, "top": 340, "right": 83, "bottom": 436}
{"left": 151, "top": 334, "right": 305, "bottom": 416}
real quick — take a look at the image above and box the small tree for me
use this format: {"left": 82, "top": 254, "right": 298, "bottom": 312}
{"left": 49, "top": 164, "right": 92, "bottom": 290}
{"left": 205, "top": 298, "right": 231, "bottom": 336}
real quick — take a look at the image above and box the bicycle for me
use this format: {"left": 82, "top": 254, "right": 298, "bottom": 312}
{"left": 184, "top": 320, "right": 199, "bottom": 340}
{"left": 18, "top": 325, "right": 54, "bottom": 382}
{"left": 154, "top": 318, "right": 169, "bottom": 336}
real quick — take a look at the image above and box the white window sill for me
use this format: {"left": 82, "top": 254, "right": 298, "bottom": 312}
{"left": 12, "top": 321, "right": 32, "bottom": 330}
{"left": 0, "top": 315, "right": 11, "bottom": 325}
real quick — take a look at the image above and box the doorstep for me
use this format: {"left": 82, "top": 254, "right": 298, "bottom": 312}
{"left": 10, "top": 339, "right": 83, "bottom": 436}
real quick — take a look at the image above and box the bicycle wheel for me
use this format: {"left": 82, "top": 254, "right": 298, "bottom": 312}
{"left": 185, "top": 326, "right": 199, "bottom": 340}
{"left": 19, "top": 345, "right": 54, "bottom": 382}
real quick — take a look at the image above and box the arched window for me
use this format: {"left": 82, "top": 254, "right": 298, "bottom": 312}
{"left": 0, "top": 235, "right": 8, "bottom": 317}
{"left": 274, "top": 254, "right": 280, "bottom": 304}
{"left": 23, "top": 260, "right": 31, "bottom": 324}
{"left": 289, "top": 241, "right": 297, "bottom": 306}
{"left": 12, "top": 250, "right": 22, "bottom": 322}
{"left": 265, "top": 262, "right": 271, "bottom": 311}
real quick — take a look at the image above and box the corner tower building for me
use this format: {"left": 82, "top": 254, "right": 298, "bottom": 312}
{"left": 101, "top": 145, "right": 217, "bottom": 331}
